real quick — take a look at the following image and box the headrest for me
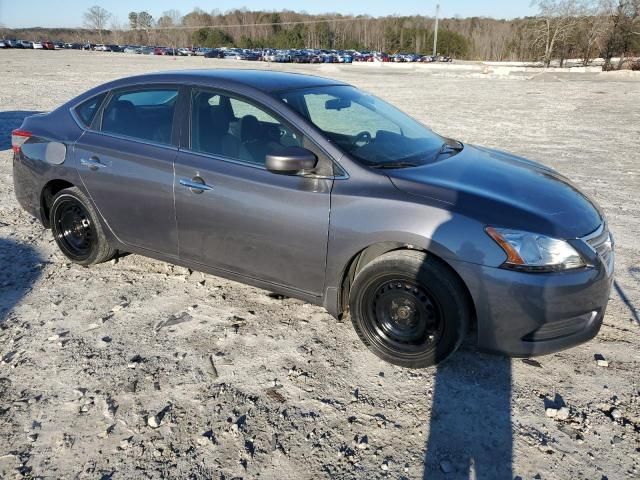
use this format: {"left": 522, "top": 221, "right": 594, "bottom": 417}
{"left": 240, "top": 115, "right": 261, "bottom": 142}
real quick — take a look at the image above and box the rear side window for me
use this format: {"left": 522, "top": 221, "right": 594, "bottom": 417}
{"left": 101, "top": 88, "right": 179, "bottom": 145}
{"left": 74, "top": 93, "right": 107, "bottom": 127}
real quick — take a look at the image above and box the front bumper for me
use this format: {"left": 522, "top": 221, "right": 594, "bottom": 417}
{"left": 450, "top": 256, "right": 613, "bottom": 357}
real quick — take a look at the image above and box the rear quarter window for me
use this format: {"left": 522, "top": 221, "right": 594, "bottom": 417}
{"left": 74, "top": 93, "right": 107, "bottom": 127}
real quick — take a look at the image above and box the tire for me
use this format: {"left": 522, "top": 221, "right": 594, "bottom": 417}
{"left": 50, "top": 187, "right": 116, "bottom": 266}
{"left": 349, "top": 250, "right": 470, "bottom": 368}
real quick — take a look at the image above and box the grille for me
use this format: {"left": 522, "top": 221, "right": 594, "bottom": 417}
{"left": 584, "top": 224, "right": 614, "bottom": 273}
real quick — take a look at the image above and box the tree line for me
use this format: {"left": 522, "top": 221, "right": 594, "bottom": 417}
{"left": 2, "top": 1, "right": 638, "bottom": 68}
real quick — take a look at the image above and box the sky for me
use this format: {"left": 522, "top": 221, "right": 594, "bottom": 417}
{"left": 0, "top": 0, "right": 538, "bottom": 29}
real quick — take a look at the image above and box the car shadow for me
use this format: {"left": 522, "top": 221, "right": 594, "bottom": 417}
{"left": 420, "top": 162, "right": 527, "bottom": 479}
{"left": 422, "top": 242, "right": 512, "bottom": 479}
{"left": 423, "top": 346, "right": 513, "bottom": 479}
{"left": 0, "top": 237, "right": 43, "bottom": 326}
{"left": 614, "top": 279, "right": 639, "bottom": 325}
{"left": 0, "top": 111, "right": 43, "bottom": 150}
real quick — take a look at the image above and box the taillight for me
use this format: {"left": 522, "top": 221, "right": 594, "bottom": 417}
{"left": 11, "top": 129, "right": 32, "bottom": 153}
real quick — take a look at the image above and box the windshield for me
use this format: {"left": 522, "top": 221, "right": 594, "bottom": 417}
{"left": 278, "top": 85, "right": 446, "bottom": 168}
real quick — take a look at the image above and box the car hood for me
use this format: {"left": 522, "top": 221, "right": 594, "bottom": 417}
{"left": 387, "top": 144, "right": 603, "bottom": 239}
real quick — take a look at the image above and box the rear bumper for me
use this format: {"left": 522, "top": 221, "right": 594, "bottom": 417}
{"left": 13, "top": 151, "right": 43, "bottom": 220}
{"left": 450, "top": 259, "right": 613, "bottom": 357}
{"left": 12, "top": 150, "right": 83, "bottom": 226}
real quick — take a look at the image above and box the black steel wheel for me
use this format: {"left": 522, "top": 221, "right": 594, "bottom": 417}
{"left": 50, "top": 187, "right": 116, "bottom": 265}
{"left": 349, "top": 250, "right": 470, "bottom": 368}
{"left": 53, "top": 198, "right": 94, "bottom": 260}
{"left": 368, "top": 279, "right": 444, "bottom": 351}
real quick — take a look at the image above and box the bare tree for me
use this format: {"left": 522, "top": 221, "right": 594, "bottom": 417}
{"left": 156, "top": 10, "right": 185, "bottom": 48}
{"left": 531, "top": 0, "right": 582, "bottom": 66}
{"left": 161, "top": 9, "right": 182, "bottom": 26}
{"left": 572, "top": 2, "right": 610, "bottom": 65}
{"left": 110, "top": 18, "right": 125, "bottom": 45}
{"left": 83, "top": 5, "right": 111, "bottom": 44}
{"left": 183, "top": 8, "right": 212, "bottom": 28}
{"left": 601, "top": 0, "right": 640, "bottom": 68}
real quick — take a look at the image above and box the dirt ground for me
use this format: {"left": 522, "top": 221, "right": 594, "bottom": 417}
{"left": 0, "top": 49, "right": 639, "bottom": 480}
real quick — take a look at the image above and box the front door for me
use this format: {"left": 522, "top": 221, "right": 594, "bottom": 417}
{"left": 174, "top": 88, "right": 333, "bottom": 295}
{"left": 75, "top": 87, "right": 180, "bottom": 256}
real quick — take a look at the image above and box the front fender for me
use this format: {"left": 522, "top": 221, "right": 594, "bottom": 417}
{"left": 323, "top": 175, "right": 507, "bottom": 316}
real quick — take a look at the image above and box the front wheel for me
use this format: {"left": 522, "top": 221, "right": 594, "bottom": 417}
{"left": 50, "top": 187, "right": 116, "bottom": 266}
{"left": 349, "top": 250, "right": 470, "bottom": 368}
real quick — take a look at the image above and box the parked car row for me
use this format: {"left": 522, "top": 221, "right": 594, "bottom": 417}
{"left": 1, "top": 40, "right": 94, "bottom": 50}
{"left": 2, "top": 39, "right": 455, "bottom": 63}
{"left": 177, "top": 47, "right": 455, "bottom": 64}
{"left": 118, "top": 45, "right": 192, "bottom": 55}
{"left": 1, "top": 39, "right": 63, "bottom": 49}
{"left": 0, "top": 40, "right": 182, "bottom": 55}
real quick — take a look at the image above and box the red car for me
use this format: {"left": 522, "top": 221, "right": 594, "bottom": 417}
{"left": 42, "top": 41, "right": 55, "bottom": 50}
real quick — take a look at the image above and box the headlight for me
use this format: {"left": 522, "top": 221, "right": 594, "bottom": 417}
{"left": 485, "top": 226, "right": 585, "bottom": 272}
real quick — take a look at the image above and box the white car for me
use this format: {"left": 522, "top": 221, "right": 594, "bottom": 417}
{"left": 32, "top": 42, "right": 44, "bottom": 49}
{"left": 177, "top": 48, "right": 193, "bottom": 56}
{"left": 264, "top": 51, "right": 288, "bottom": 62}
{"left": 94, "top": 44, "right": 109, "bottom": 52}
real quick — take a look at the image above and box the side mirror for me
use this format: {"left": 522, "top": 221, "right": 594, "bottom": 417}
{"left": 266, "top": 146, "right": 317, "bottom": 174}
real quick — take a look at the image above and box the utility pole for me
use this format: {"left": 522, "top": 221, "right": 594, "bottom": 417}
{"left": 432, "top": 3, "right": 440, "bottom": 57}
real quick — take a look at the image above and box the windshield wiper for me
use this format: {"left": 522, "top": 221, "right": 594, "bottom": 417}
{"left": 370, "top": 162, "right": 420, "bottom": 170}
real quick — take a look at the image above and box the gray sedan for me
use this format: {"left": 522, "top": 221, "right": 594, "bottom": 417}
{"left": 11, "top": 70, "right": 614, "bottom": 368}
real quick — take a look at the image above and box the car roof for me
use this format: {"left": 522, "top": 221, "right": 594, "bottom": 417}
{"left": 114, "top": 69, "right": 349, "bottom": 93}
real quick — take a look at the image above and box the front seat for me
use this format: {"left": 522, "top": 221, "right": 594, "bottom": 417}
{"left": 239, "top": 115, "right": 267, "bottom": 164}
{"left": 197, "top": 105, "right": 241, "bottom": 158}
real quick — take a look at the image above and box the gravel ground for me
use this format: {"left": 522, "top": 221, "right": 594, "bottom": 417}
{"left": 0, "top": 50, "right": 639, "bottom": 480}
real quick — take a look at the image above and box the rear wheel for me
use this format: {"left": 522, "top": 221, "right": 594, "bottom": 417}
{"left": 349, "top": 250, "right": 470, "bottom": 368}
{"left": 50, "top": 187, "right": 116, "bottom": 266}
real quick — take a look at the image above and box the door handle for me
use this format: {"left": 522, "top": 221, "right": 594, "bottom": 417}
{"left": 180, "top": 177, "right": 213, "bottom": 194}
{"left": 80, "top": 156, "right": 105, "bottom": 171}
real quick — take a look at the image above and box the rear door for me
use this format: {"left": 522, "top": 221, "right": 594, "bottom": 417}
{"left": 75, "top": 86, "right": 181, "bottom": 256}
{"left": 174, "top": 88, "right": 334, "bottom": 295}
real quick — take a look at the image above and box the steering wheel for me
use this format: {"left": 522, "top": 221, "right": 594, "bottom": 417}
{"left": 353, "top": 131, "right": 372, "bottom": 148}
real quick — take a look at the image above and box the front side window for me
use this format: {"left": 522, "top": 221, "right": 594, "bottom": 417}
{"left": 190, "top": 89, "right": 303, "bottom": 165}
{"left": 278, "top": 85, "right": 446, "bottom": 168}
{"left": 101, "top": 88, "right": 178, "bottom": 145}
{"left": 74, "top": 92, "right": 107, "bottom": 127}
